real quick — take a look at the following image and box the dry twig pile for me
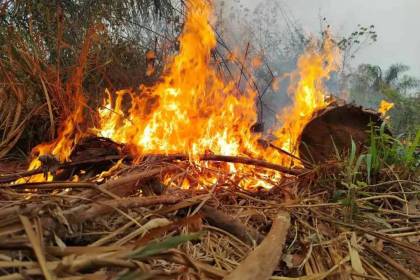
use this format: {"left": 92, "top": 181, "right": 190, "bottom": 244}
{"left": 0, "top": 143, "right": 418, "bottom": 279}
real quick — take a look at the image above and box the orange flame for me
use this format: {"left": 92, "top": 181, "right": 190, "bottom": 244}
{"left": 18, "top": 100, "right": 85, "bottom": 183}
{"left": 378, "top": 100, "right": 394, "bottom": 117}
{"left": 97, "top": 0, "right": 260, "bottom": 159}
{"left": 22, "top": 0, "right": 340, "bottom": 188}
{"left": 18, "top": 25, "right": 95, "bottom": 182}
{"left": 95, "top": 0, "right": 340, "bottom": 188}
{"left": 273, "top": 38, "right": 339, "bottom": 162}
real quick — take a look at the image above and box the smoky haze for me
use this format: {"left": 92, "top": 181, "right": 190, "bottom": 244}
{"left": 229, "top": 0, "right": 420, "bottom": 77}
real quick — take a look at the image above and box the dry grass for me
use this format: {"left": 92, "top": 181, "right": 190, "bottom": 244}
{"left": 0, "top": 157, "right": 418, "bottom": 279}
{"left": 0, "top": 0, "right": 183, "bottom": 160}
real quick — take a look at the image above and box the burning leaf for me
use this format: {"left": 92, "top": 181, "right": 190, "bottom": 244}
{"left": 378, "top": 100, "right": 394, "bottom": 117}
{"left": 348, "top": 232, "right": 366, "bottom": 277}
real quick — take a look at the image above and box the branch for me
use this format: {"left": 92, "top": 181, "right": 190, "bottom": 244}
{"left": 0, "top": 155, "right": 124, "bottom": 184}
{"left": 145, "top": 154, "right": 306, "bottom": 176}
{"left": 65, "top": 195, "right": 182, "bottom": 223}
{"left": 1, "top": 152, "right": 305, "bottom": 185}
{"left": 200, "top": 205, "right": 263, "bottom": 246}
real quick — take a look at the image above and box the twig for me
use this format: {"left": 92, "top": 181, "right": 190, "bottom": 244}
{"left": 365, "top": 245, "right": 418, "bottom": 280}
{"left": 66, "top": 195, "right": 182, "bottom": 224}
{"left": 200, "top": 205, "right": 264, "bottom": 246}
{"left": 259, "top": 139, "right": 313, "bottom": 167}
{"left": 19, "top": 215, "right": 54, "bottom": 280}
{"left": 0, "top": 155, "right": 124, "bottom": 184}
{"left": 314, "top": 212, "right": 420, "bottom": 254}
{"left": 2, "top": 182, "right": 96, "bottom": 190}
{"left": 236, "top": 42, "right": 250, "bottom": 89}
{"left": 0, "top": 273, "right": 24, "bottom": 280}
{"left": 1, "top": 152, "right": 304, "bottom": 186}
{"left": 145, "top": 154, "right": 306, "bottom": 176}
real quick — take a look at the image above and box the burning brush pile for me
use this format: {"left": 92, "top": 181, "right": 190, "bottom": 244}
{"left": 0, "top": 0, "right": 419, "bottom": 279}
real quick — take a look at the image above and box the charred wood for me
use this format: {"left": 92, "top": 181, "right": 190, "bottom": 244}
{"left": 299, "top": 100, "right": 386, "bottom": 165}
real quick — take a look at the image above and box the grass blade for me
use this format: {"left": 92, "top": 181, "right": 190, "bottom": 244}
{"left": 128, "top": 232, "right": 202, "bottom": 259}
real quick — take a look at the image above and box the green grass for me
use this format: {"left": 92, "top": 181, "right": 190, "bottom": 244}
{"left": 332, "top": 124, "right": 419, "bottom": 222}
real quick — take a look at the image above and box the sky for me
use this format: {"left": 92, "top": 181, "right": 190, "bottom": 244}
{"left": 238, "top": 0, "right": 420, "bottom": 77}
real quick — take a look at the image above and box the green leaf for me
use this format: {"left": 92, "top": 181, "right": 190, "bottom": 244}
{"left": 365, "top": 154, "right": 372, "bottom": 184}
{"left": 356, "top": 181, "right": 368, "bottom": 188}
{"left": 353, "top": 154, "right": 365, "bottom": 182}
{"left": 349, "top": 139, "right": 356, "bottom": 166}
{"left": 405, "top": 129, "right": 420, "bottom": 167}
{"left": 339, "top": 197, "right": 355, "bottom": 207}
{"left": 128, "top": 232, "right": 202, "bottom": 259}
{"left": 379, "top": 122, "right": 386, "bottom": 138}
{"left": 331, "top": 136, "right": 341, "bottom": 161}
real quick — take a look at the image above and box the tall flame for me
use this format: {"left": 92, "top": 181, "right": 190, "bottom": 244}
{"left": 273, "top": 38, "right": 339, "bottom": 158}
{"left": 97, "top": 0, "right": 261, "bottom": 159}
{"left": 22, "top": 0, "right": 340, "bottom": 188}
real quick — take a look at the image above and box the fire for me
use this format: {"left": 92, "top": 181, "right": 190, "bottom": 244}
{"left": 97, "top": 0, "right": 259, "bottom": 160}
{"left": 18, "top": 24, "right": 93, "bottom": 183}
{"left": 273, "top": 38, "right": 339, "bottom": 160}
{"left": 22, "top": 0, "right": 340, "bottom": 188}
{"left": 17, "top": 104, "right": 84, "bottom": 183}
{"left": 378, "top": 100, "right": 394, "bottom": 116}
{"left": 95, "top": 0, "right": 339, "bottom": 187}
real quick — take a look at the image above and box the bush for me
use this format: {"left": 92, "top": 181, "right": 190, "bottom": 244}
{"left": 0, "top": 0, "right": 181, "bottom": 159}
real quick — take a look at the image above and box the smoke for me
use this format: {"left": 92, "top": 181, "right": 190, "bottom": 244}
{"left": 214, "top": 0, "right": 339, "bottom": 129}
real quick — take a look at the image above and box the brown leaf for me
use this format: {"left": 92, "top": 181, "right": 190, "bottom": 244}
{"left": 405, "top": 197, "right": 419, "bottom": 215}
{"left": 375, "top": 239, "right": 384, "bottom": 252}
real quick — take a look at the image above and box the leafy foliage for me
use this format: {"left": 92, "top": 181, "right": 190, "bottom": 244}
{"left": 349, "top": 64, "right": 420, "bottom": 134}
{"left": 332, "top": 125, "right": 419, "bottom": 222}
{"left": 367, "top": 124, "right": 420, "bottom": 173}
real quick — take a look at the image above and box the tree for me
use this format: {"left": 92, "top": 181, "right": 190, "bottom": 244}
{"left": 349, "top": 63, "right": 420, "bottom": 134}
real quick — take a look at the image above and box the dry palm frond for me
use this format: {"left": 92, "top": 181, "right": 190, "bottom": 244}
{"left": 0, "top": 87, "right": 24, "bottom": 158}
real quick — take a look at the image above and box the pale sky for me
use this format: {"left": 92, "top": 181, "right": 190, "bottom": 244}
{"left": 238, "top": 0, "right": 420, "bottom": 77}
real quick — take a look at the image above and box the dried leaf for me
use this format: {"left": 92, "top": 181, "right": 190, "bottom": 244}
{"left": 54, "top": 233, "right": 67, "bottom": 249}
{"left": 405, "top": 197, "right": 419, "bottom": 215}
{"left": 375, "top": 239, "right": 384, "bottom": 252}
{"left": 348, "top": 232, "right": 365, "bottom": 277}
{"left": 20, "top": 215, "right": 55, "bottom": 280}
{"left": 283, "top": 254, "right": 305, "bottom": 268}
{"left": 114, "top": 218, "right": 171, "bottom": 246}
